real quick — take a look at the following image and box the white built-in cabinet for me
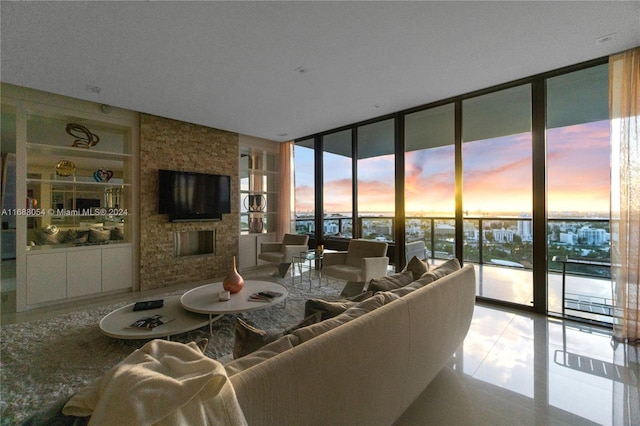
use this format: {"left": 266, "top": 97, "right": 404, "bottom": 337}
{"left": 238, "top": 136, "right": 279, "bottom": 270}
{"left": 2, "top": 83, "right": 139, "bottom": 311}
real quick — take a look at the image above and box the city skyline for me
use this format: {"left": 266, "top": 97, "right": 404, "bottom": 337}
{"left": 294, "top": 120, "right": 610, "bottom": 217}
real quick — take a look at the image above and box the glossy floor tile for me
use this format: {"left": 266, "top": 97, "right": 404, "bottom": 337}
{"left": 398, "top": 303, "right": 639, "bottom": 426}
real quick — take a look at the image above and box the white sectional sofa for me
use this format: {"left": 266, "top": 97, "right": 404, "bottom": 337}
{"left": 228, "top": 263, "right": 476, "bottom": 425}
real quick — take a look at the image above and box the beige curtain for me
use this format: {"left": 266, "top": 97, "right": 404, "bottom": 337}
{"left": 610, "top": 47, "right": 640, "bottom": 344}
{"left": 276, "top": 141, "right": 294, "bottom": 240}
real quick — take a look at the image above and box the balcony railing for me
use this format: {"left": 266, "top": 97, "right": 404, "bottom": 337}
{"left": 296, "top": 215, "right": 610, "bottom": 275}
{"left": 295, "top": 215, "right": 612, "bottom": 321}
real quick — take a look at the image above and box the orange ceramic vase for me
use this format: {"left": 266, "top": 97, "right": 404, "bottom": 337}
{"left": 223, "top": 256, "right": 244, "bottom": 294}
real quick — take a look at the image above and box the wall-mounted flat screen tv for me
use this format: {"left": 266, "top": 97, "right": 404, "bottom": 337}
{"left": 158, "top": 169, "right": 231, "bottom": 222}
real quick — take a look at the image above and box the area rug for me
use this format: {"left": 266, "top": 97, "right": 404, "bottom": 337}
{"left": 0, "top": 273, "right": 344, "bottom": 424}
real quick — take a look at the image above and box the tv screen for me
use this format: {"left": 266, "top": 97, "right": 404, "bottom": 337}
{"left": 158, "top": 169, "right": 231, "bottom": 222}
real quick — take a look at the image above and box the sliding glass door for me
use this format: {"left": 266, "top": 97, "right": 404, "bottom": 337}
{"left": 404, "top": 104, "right": 456, "bottom": 263}
{"left": 546, "top": 64, "right": 611, "bottom": 323}
{"left": 357, "top": 119, "right": 395, "bottom": 243}
{"left": 462, "top": 84, "right": 534, "bottom": 306}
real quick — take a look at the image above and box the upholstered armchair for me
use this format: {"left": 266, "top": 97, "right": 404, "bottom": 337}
{"left": 405, "top": 240, "right": 427, "bottom": 263}
{"left": 322, "top": 239, "right": 389, "bottom": 297}
{"left": 258, "top": 234, "right": 309, "bottom": 277}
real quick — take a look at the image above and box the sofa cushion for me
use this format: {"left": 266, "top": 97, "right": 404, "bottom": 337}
{"left": 64, "top": 230, "right": 89, "bottom": 244}
{"left": 319, "top": 264, "right": 364, "bottom": 282}
{"left": 110, "top": 227, "right": 124, "bottom": 240}
{"left": 37, "top": 229, "right": 64, "bottom": 245}
{"left": 388, "top": 281, "right": 424, "bottom": 297}
{"left": 402, "top": 256, "right": 430, "bottom": 280}
{"left": 344, "top": 240, "right": 388, "bottom": 268}
{"left": 89, "top": 228, "right": 111, "bottom": 243}
{"left": 348, "top": 291, "right": 374, "bottom": 302}
{"left": 233, "top": 313, "right": 321, "bottom": 359}
{"left": 293, "top": 292, "right": 400, "bottom": 344}
{"left": 368, "top": 270, "right": 414, "bottom": 293}
{"left": 416, "top": 258, "right": 461, "bottom": 285}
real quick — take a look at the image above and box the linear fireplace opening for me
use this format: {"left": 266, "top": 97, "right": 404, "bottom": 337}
{"left": 174, "top": 230, "right": 215, "bottom": 257}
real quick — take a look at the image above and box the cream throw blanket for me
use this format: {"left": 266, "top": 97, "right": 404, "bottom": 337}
{"left": 63, "top": 340, "right": 247, "bottom": 426}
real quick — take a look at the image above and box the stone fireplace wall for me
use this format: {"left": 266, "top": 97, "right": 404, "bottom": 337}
{"left": 139, "top": 114, "right": 239, "bottom": 290}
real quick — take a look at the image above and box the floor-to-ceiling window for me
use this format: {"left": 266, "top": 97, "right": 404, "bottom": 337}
{"left": 322, "top": 130, "right": 353, "bottom": 239}
{"left": 357, "top": 119, "right": 395, "bottom": 243}
{"left": 404, "top": 104, "right": 456, "bottom": 262}
{"left": 293, "top": 139, "right": 315, "bottom": 237}
{"left": 546, "top": 64, "right": 611, "bottom": 323}
{"left": 462, "top": 84, "right": 534, "bottom": 306}
{"left": 293, "top": 59, "right": 612, "bottom": 323}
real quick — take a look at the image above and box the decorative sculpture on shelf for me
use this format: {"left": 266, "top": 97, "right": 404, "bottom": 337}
{"left": 249, "top": 217, "right": 264, "bottom": 233}
{"left": 66, "top": 123, "right": 100, "bottom": 148}
{"left": 243, "top": 194, "right": 266, "bottom": 213}
{"left": 55, "top": 160, "right": 76, "bottom": 177}
{"left": 93, "top": 168, "right": 114, "bottom": 182}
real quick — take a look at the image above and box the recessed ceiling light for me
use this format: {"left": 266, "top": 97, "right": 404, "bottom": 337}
{"left": 596, "top": 33, "right": 616, "bottom": 45}
{"left": 86, "top": 84, "right": 102, "bottom": 94}
{"left": 294, "top": 66, "right": 308, "bottom": 74}
{"left": 277, "top": 133, "right": 289, "bottom": 137}
{"left": 373, "top": 104, "right": 381, "bottom": 109}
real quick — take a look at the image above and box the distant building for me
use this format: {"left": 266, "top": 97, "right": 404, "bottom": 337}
{"left": 517, "top": 219, "right": 532, "bottom": 242}
{"left": 560, "top": 231, "right": 578, "bottom": 244}
{"left": 435, "top": 224, "right": 455, "bottom": 237}
{"left": 493, "top": 228, "right": 515, "bottom": 243}
{"left": 578, "top": 226, "right": 610, "bottom": 245}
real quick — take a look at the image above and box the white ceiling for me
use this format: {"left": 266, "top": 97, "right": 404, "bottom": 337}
{"left": 2, "top": 1, "right": 639, "bottom": 143}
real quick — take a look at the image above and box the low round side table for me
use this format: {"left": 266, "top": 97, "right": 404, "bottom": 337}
{"left": 180, "top": 280, "right": 288, "bottom": 335}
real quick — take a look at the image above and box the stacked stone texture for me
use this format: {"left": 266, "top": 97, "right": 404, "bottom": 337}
{"left": 139, "top": 114, "right": 239, "bottom": 290}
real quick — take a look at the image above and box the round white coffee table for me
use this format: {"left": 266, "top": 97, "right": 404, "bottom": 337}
{"left": 100, "top": 295, "right": 210, "bottom": 340}
{"left": 180, "top": 280, "right": 288, "bottom": 335}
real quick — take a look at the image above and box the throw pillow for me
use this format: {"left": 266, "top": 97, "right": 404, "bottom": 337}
{"left": 233, "top": 313, "right": 322, "bottom": 359}
{"left": 416, "top": 258, "right": 461, "bottom": 285}
{"left": 283, "top": 311, "right": 323, "bottom": 334}
{"left": 225, "top": 334, "right": 300, "bottom": 376}
{"left": 110, "top": 227, "right": 125, "bottom": 240}
{"left": 37, "top": 230, "right": 63, "bottom": 245}
{"left": 64, "top": 230, "right": 89, "bottom": 244}
{"left": 89, "top": 228, "right": 111, "bottom": 243}
{"left": 402, "top": 256, "right": 430, "bottom": 280}
{"left": 304, "top": 299, "right": 355, "bottom": 321}
{"left": 233, "top": 317, "right": 283, "bottom": 359}
{"left": 367, "top": 270, "right": 414, "bottom": 293}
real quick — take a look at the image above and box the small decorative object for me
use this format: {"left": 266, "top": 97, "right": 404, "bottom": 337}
{"left": 218, "top": 291, "right": 231, "bottom": 301}
{"left": 249, "top": 217, "right": 264, "bottom": 233}
{"left": 66, "top": 123, "right": 100, "bottom": 148}
{"left": 43, "top": 224, "right": 59, "bottom": 235}
{"left": 317, "top": 244, "right": 324, "bottom": 253}
{"left": 243, "top": 194, "right": 266, "bottom": 212}
{"left": 93, "top": 168, "right": 114, "bottom": 182}
{"left": 55, "top": 160, "right": 76, "bottom": 177}
{"left": 222, "top": 256, "right": 244, "bottom": 294}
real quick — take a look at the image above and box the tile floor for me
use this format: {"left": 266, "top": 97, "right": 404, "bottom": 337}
{"left": 398, "top": 303, "right": 639, "bottom": 426}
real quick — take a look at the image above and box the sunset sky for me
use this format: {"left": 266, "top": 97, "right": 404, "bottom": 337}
{"left": 294, "top": 120, "right": 610, "bottom": 216}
